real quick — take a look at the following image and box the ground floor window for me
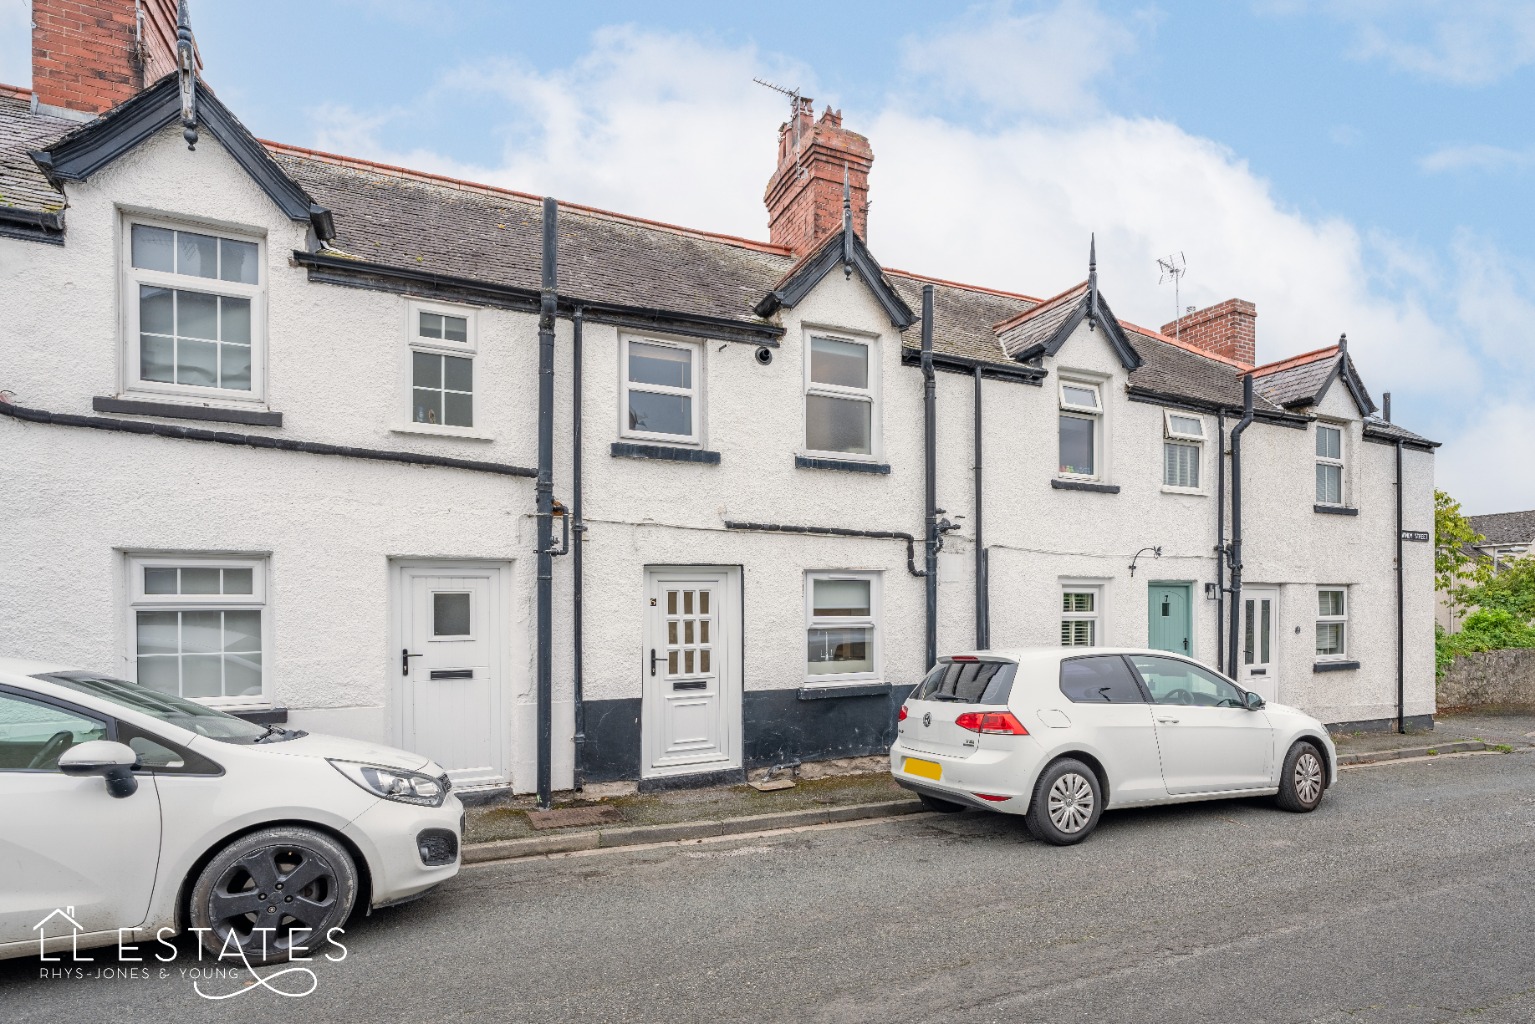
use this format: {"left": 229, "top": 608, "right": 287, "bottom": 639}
{"left": 805, "top": 572, "right": 881, "bottom": 681}
{"left": 1316, "top": 587, "right": 1348, "bottom": 659}
{"left": 1061, "top": 585, "right": 1102, "bottom": 647}
{"left": 128, "top": 555, "right": 267, "bottom": 704}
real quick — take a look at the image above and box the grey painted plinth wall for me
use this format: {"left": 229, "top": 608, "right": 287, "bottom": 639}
{"left": 1439, "top": 648, "right": 1535, "bottom": 711}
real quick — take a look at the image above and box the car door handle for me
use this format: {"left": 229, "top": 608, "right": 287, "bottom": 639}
{"left": 1156, "top": 717, "right": 1180, "bottom": 724}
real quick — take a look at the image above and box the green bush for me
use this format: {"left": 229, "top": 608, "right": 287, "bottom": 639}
{"left": 1436, "top": 609, "right": 1535, "bottom": 678}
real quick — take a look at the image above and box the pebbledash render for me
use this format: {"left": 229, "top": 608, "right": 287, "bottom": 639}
{"left": 0, "top": 0, "right": 1438, "bottom": 796}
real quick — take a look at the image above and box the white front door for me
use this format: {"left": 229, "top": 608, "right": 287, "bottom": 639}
{"left": 397, "top": 563, "right": 510, "bottom": 789}
{"left": 1240, "top": 586, "right": 1279, "bottom": 703}
{"left": 642, "top": 567, "right": 741, "bottom": 779}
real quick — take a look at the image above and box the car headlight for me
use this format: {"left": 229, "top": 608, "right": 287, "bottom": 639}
{"left": 328, "top": 759, "right": 449, "bottom": 807}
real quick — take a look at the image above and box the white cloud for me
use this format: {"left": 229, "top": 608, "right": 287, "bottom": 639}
{"left": 1434, "top": 402, "right": 1535, "bottom": 514}
{"left": 0, "top": 0, "right": 29, "bottom": 89}
{"left": 899, "top": 0, "right": 1142, "bottom": 118}
{"left": 1420, "top": 143, "right": 1535, "bottom": 174}
{"left": 298, "top": 7, "right": 1533, "bottom": 512}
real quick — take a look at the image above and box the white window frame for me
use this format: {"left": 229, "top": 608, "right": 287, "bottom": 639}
{"left": 1060, "top": 582, "right": 1104, "bottom": 648}
{"left": 1162, "top": 409, "right": 1205, "bottom": 493}
{"left": 121, "top": 214, "right": 267, "bottom": 406}
{"left": 1315, "top": 422, "right": 1346, "bottom": 506}
{"left": 125, "top": 553, "right": 272, "bottom": 709}
{"left": 1316, "top": 587, "right": 1348, "bottom": 660}
{"left": 396, "top": 299, "right": 484, "bottom": 439}
{"left": 1057, "top": 378, "right": 1104, "bottom": 481}
{"left": 803, "top": 571, "right": 883, "bottom": 685}
{"left": 619, "top": 333, "right": 702, "bottom": 445}
{"left": 803, "top": 329, "right": 881, "bottom": 462}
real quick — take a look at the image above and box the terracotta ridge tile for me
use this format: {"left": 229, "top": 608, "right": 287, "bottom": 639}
{"left": 1119, "top": 321, "right": 1256, "bottom": 371}
{"left": 1250, "top": 345, "right": 1340, "bottom": 377}
{"left": 883, "top": 268, "right": 1041, "bottom": 304}
{"left": 0, "top": 82, "right": 28, "bottom": 101}
{"left": 991, "top": 280, "right": 1088, "bottom": 333}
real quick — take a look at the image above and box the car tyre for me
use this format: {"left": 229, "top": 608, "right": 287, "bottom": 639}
{"left": 917, "top": 793, "right": 966, "bottom": 813}
{"left": 1275, "top": 741, "right": 1327, "bottom": 813}
{"left": 189, "top": 826, "right": 358, "bottom": 967}
{"left": 1024, "top": 758, "right": 1103, "bottom": 845}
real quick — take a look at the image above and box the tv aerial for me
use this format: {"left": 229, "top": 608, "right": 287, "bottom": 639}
{"left": 755, "top": 77, "right": 809, "bottom": 180}
{"left": 1157, "top": 252, "right": 1187, "bottom": 339}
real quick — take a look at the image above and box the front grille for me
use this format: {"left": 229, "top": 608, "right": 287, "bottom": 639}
{"left": 417, "top": 827, "right": 459, "bottom": 866}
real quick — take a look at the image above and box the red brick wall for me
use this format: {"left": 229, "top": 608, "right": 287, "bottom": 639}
{"left": 1161, "top": 298, "right": 1257, "bottom": 367}
{"left": 32, "top": 0, "right": 180, "bottom": 114}
{"left": 764, "top": 100, "right": 874, "bottom": 257}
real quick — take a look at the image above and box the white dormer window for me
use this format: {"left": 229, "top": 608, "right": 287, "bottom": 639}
{"left": 804, "top": 333, "right": 879, "bottom": 459}
{"left": 1058, "top": 380, "right": 1102, "bottom": 479}
{"left": 403, "top": 300, "right": 478, "bottom": 435}
{"left": 1315, "top": 424, "right": 1345, "bottom": 505}
{"left": 124, "top": 219, "right": 265, "bottom": 404}
{"left": 1163, "top": 410, "right": 1204, "bottom": 492}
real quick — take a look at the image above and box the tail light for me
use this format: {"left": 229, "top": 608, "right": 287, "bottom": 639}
{"left": 898, "top": 705, "right": 908, "bottom": 722}
{"left": 953, "top": 711, "right": 1029, "bottom": 735}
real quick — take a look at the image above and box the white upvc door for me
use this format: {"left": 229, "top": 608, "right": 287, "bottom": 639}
{"left": 1240, "top": 586, "right": 1279, "bottom": 703}
{"left": 396, "top": 563, "right": 511, "bottom": 789}
{"left": 641, "top": 567, "right": 741, "bottom": 779}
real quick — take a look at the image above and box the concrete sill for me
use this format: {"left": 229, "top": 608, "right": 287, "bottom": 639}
{"left": 391, "top": 424, "right": 495, "bottom": 442}
{"left": 797, "top": 682, "right": 894, "bottom": 700}
{"left": 611, "top": 442, "right": 721, "bottom": 464}
{"left": 225, "top": 706, "right": 289, "bottom": 724}
{"left": 1314, "top": 660, "right": 1361, "bottom": 673}
{"left": 95, "top": 396, "right": 282, "bottom": 427}
{"left": 1052, "top": 479, "right": 1121, "bottom": 494}
{"left": 1314, "top": 505, "right": 1359, "bottom": 516}
{"left": 795, "top": 455, "right": 890, "bottom": 475}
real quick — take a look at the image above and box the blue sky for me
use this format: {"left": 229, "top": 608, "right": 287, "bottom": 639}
{"left": 2, "top": 1, "right": 1532, "bottom": 513}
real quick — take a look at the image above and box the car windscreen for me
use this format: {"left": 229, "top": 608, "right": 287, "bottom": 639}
{"left": 34, "top": 672, "right": 271, "bottom": 743}
{"left": 912, "top": 659, "right": 1017, "bottom": 704}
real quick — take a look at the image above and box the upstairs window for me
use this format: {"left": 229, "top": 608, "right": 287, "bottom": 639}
{"left": 622, "top": 335, "right": 700, "bottom": 443}
{"left": 126, "top": 221, "right": 263, "bottom": 401}
{"left": 805, "top": 573, "right": 881, "bottom": 681}
{"left": 805, "top": 335, "right": 877, "bottom": 458}
{"left": 1316, "top": 588, "right": 1348, "bottom": 659}
{"left": 1058, "top": 381, "right": 1102, "bottom": 478}
{"left": 407, "top": 302, "right": 476, "bottom": 431}
{"left": 1315, "top": 424, "right": 1345, "bottom": 505}
{"left": 1163, "top": 411, "right": 1204, "bottom": 491}
{"left": 1060, "top": 586, "right": 1101, "bottom": 647}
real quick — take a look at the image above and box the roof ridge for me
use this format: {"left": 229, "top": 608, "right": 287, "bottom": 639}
{"left": 991, "top": 279, "right": 1087, "bottom": 333}
{"left": 884, "top": 269, "right": 1041, "bottom": 304}
{"left": 262, "top": 140, "right": 796, "bottom": 257}
{"left": 0, "top": 82, "right": 26, "bottom": 101}
{"left": 1250, "top": 344, "right": 1339, "bottom": 377}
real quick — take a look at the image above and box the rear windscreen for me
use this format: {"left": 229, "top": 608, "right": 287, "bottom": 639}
{"left": 913, "top": 660, "right": 1017, "bottom": 704}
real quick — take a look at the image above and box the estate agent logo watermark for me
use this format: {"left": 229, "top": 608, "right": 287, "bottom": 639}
{"left": 35, "top": 906, "right": 348, "bottom": 1000}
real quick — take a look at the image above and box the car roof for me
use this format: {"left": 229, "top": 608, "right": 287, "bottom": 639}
{"left": 941, "top": 647, "right": 1183, "bottom": 664}
{"left": 0, "top": 655, "right": 81, "bottom": 682}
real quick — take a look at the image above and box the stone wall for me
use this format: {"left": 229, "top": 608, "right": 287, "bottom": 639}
{"left": 1439, "top": 648, "right": 1535, "bottom": 710}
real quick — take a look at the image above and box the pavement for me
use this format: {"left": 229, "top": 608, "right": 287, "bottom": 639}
{"left": 6, "top": 740, "right": 1535, "bottom": 1022}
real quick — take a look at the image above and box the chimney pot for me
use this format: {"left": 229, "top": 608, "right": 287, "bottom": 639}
{"left": 764, "top": 98, "right": 873, "bottom": 257}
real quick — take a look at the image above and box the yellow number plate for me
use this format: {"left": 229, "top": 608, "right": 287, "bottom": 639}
{"left": 904, "top": 757, "right": 942, "bottom": 781}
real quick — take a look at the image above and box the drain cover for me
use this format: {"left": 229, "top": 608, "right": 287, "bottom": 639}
{"left": 526, "top": 805, "right": 622, "bottom": 830}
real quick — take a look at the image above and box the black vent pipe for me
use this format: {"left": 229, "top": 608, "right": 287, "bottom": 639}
{"left": 973, "top": 366, "right": 989, "bottom": 649}
{"left": 1226, "top": 375, "right": 1255, "bottom": 679}
{"left": 571, "top": 305, "right": 586, "bottom": 788}
{"left": 1393, "top": 391, "right": 1405, "bottom": 732}
{"left": 535, "top": 197, "right": 557, "bottom": 810}
{"left": 921, "top": 284, "right": 938, "bottom": 669}
{"left": 1215, "top": 410, "right": 1226, "bottom": 674}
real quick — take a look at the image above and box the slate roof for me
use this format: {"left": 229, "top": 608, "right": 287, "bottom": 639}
{"left": 1253, "top": 348, "right": 1339, "bottom": 406}
{"left": 1469, "top": 510, "right": 1535, "bottom": 546}
{"left": 0, "top": 85, "right": 1424, "bottom": 437}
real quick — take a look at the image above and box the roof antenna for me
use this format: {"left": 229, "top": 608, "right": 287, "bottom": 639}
{"left": 1157, "top": 251, "right": 1187, "bottom": 340}
{"left": 755, "top": 77, "right": 808, "bottom": 181}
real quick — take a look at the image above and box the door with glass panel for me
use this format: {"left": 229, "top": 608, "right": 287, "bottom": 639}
{"left": 641, "top": 567, "right": 741, "bottom": 778}
{"left": 398, "top": 563, "right": 509, "bottom": 789}
{"left": 1239, "top": 586, "right": 1279, "bottom": 703}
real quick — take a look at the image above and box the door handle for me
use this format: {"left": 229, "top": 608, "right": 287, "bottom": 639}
{"left": 402, "top": 648, "right": 423, "bottom": 676}
{"left": 650, "top": 648, "right": 660, "bottom": 677}
{"left": 1157, "top": 717, "right": 1180, "bottom": 724}
{"left": 1182, "top": 638, "right": 1189, "bottom": 651}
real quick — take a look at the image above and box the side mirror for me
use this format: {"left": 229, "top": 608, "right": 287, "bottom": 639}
{"left": 58, "top": 740, "right": 140, "bottom": 798}
{"left": 1244, "top": 691, "right": 1265, "bottom": 711}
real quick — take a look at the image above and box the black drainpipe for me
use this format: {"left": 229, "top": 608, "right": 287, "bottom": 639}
{"left": 973, "top": 366, "right": 989, "bottom": 649}
{"left": 535, "top": 197, "right": 557, "bottom": 810}
{"left": 571, "top": 305, "right": 586, "bottom": 787}
{"left": 921, "top": 285, "right": 938, "bottom": 669}
{"left": 1215, "top": 410, "right": 1226, "bottom": 674}
{"left": 1226, "top": 375, "right": 1255, "bottom": 679}
{"left": 1388, "top": 392, "right": 1406, "bottom": 733}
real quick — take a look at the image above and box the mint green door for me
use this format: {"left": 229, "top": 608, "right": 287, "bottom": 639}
{"left": 1148, "top": 584, "right": 1192, "bottom": 655}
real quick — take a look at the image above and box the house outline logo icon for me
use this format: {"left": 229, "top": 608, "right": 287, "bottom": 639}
{"left": 34, "top": 906, "right": 85, "bottom": 961}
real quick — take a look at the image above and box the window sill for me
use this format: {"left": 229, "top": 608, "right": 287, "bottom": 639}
{"left": 797, "top": 681, "right": 891, "bottom": 699}
{"left": 795, "top": 455, "right": 890, "bottom": 475}
{"left": 96, "top": 396, "right": 282, "bottom": 427}
{"left": 611, "top": 442, "right": 721, "bottom": 464}
{"left": 391, "top": 423, "right": 495, "bottom": 442}
{"left": 224, "top": 705, "right": 289, "bottom": 724}
{"left": 1314, "top": 504, "right": 1358, "bottom": 516}
{"left": 1160, "top": 485, "right": 1207, "bottom": 497}
{"left": 1052, "top": 478, "right": 1120, "bottom": 494}
{"left": 1314, "top": 660, "right": 1360, "bottom": 673}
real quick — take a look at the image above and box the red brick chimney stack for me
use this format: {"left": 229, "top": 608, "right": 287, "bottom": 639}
{"left": 31, "top": 0, "right": 182, "bottom": 115}
{"left": 764, "top": 97, "right": 873, "bottom": 257}
{"left": 1162, "top": 298, "right": 1257, "bottom": 367}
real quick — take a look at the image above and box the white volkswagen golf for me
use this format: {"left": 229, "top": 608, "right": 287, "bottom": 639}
{"left": 891, "top": 649, "right": 1337, "bottom": 844}
{"left": 0, "top": 658, "right": 463, "bottom": 964}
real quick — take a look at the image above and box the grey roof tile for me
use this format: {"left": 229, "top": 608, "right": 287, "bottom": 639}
{"left": 0, "top": 94, "right": 72, "bottom": 213}
{"left": 1254, "top": 353, "right": 1338, "bottom": 407}
{"left": 1469, "top": 510, "right": 1535, "bottom": 546}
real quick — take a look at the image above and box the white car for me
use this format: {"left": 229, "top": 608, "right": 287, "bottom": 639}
{"left": 0, "top": 658, "right": 463, "bottom": 964}
{"left": 891, "top": 649, "right": 1337, "bottom": 845}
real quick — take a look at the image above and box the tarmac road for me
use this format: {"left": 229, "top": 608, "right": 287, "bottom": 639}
{"left": 4, "top": 749, "right": 1535, "bottom": 1024}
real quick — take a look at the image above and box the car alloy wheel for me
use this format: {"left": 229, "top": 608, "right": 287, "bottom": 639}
{"left": 1275, "top": 741, "right": 1328, "bottom": 813}
{"left": 1293, "top": 749, "right": 1323, "bottom": 805}
{"left": 1047, "top": 772, "right": 1095, "bottom": 834}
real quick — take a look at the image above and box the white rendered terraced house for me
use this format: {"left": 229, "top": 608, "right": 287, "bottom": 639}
{"left": 0, "top": 0, "right": 1438, "bottom": 799}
